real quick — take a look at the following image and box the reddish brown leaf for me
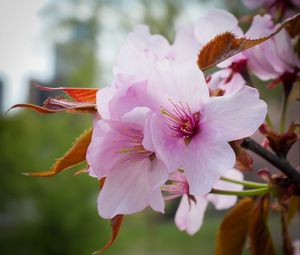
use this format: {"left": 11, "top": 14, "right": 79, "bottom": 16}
{"left": 43, "top": 97, "right": 96, "bottom": 113}
{"left": 281, "top": 209, "right": 294, "bottom": 255}
{"left": 259, "top": 122, "right": 299, "bottom": 158}
{"left": 230, "top": 140, "right": 253, "bottom": 171}
{"left": 283, "top": 13, "right": 300, "bottom": 37}
{"left": 198, "top": 32, "right": 267, "bottom": 70}
{"left": 98, "top": 177, "right": 106, "bottom": 189}
{"left": 23, "top": 128, "right": 93, "bottom": 177}
{"left": 287, "top": 196, "right": 300, "bottom": 224}
{"left": 35, "top": 85, "right": 99, "bottom": 103}
{"left": 93, "top": 215, "right": 124, "bottom": 254}
{"left": 248, "top": 196, "right": 275, "bottom": 255}
{"left": 73, "top": 167, "right": 89, "bottom": 176}
{"left": 9, "top": 98, "right": 96, "bottom": 115}
{"left": 8, "top": 103, "right": 62, "bottom": 114}
{"left": 198, "top": 13, "right": 300, "bottom": 70}
{"left": 215, "top": 197, "right": 254, "bottom": 255}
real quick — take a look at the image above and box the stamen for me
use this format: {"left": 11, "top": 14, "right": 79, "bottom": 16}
{"left": 161, "top": 101, "right": 200, "bottom": 145}
{"left": 115, "top": 127, "right": 155, "bottom": 162}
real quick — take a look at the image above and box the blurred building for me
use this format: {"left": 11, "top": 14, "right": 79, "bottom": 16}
{"left": 0, "top": 79, "right": 3, "bottom": 112}
{"left": 28, "top": 0, "right": 99, "bottom": 105}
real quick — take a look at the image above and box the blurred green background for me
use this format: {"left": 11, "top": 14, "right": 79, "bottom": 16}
{"left": 0, "top": 0, "right": 299, "bottom": 254}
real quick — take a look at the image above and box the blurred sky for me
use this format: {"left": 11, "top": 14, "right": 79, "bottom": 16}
{"left": 0, "top": 0, "right": 223, "bottom": 111}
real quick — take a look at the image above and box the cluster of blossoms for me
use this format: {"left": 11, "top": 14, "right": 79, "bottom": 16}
{"left": 86, "top": 9, "right": 272, "bottom": 233}
{"left": 14, "top": 6, "right": 300, "bottom": 254}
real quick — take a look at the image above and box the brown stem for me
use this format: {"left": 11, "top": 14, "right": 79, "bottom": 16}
{"left": 241, "top": 138, "right": 300, "bottom": 183}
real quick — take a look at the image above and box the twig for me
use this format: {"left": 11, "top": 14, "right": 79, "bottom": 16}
{"left": 241, "top": 138, "right": 300, "bottom": 183}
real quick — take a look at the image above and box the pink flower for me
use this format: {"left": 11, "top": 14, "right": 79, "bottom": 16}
{"left": 172, "top": 9, "right": 244, "bottom": 65}
{"left": 174, "top": 169, "right": 243, "bottom": 235}
{"left": 244, "top": 14, "right": 300, "bottom": 81}
{"left": 86, "top": 108, "right": 168, "bottom": 218}
{"left": 172, "top": 9, "right": 248, "bottom": 91}
{"left": 113, "top": 25, "right": 171, "bottom": 79}
{"left": 193, "top": 9, "right": 243, "bottom": 48}
{"left": 97, "top": 74, "right": 155, "bottom": 120}
{"left": 90, "top": 10, "right": 268, "bottom": 219}
{"left": 207, "top": 62, "right": 246, "bottom": 96}
{"left": 113, "top": 10, "right": 245, "bottom": 77}
{"left": 143, "top": 60, "right": 267, "bottom": 196}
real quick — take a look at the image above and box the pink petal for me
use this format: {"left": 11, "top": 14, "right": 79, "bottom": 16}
{"left": 109, "top": 80, "right": 159, "bottom": 120}
{"left": 97, "top": 158, "right": 167, "bottom": 218}
{"left": 244, "top": 15, "right": 285, "bottom": 80}
{"left": 182, "top": 137, "right": 236, "bottom": 196}
{"left": 175, "top": 195, "right": 208, "bottom": 235}
{"left": 208, "top": 69, "right": 245, "bottom": 95}
{"left": 202, "top": 85, "right": 267, "bottom": 142}
{"left": 87, "top": 166, "right": 97, "bottom": 178}
{"left": 148, "top": 60, "right": 209, "bottom": 113}
{"left": 121, "top": 107, "right": 150, "bottom": 129}
{"left": 171, "top": 24, "right": 200, "bottom": 62}
{"left": 86, "top": 120, "right": 128, "bottom": 178}
{"left": 149, "top": 113, "right": 236, "bottom": 195}
{"left": 246, "top": 14, "right": 273, "bottom": 38}
{"left": 274, "top": 29, "right": 300, "bottom": 70}
{"left": 207, "top": 169, "right": 243, "bottom": 210}
{"left": 149, "top": 113, "right": 186, "bottom": 173}
{"left": 194, "top": 9, "right": 243, "bottom": 45}
{"left": 113, "top": 25, "right": 170, "bottom": 79}
{"left": 96, "top": 86, "right": 117, "bottom": 119}
{"left": 246, "top": 46, "right": 279, "bottom": 80}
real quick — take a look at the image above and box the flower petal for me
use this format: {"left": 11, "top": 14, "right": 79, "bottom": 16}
{"left": 109, "top": 80, "right": 158, "bottom": 120}
{"left": 150, "top": 112, "right": 236, "bottom": 195}
{"left": 97, "top": 158, "right": 167, "bottom": 218}
{"left": 96, "top": 86, "right": 117, "bottom": 119}
{"left": 183, "top": 137, "right": 236, "bottom": 196}
{"left": 202, "top": 85, "right": 267, "bottom": 142}
{"left": 113, "top": 25, "right": 170, "bottom": 78}
{"left": 171, "top": 24, "right": 200, "bottom": 62}
{"left": 194, "top": 9, "right": 243, "bottom": 45}
{"left": 208, "top": 169, "right": 244, "bottom": 210}
{"left": 86, "top": 120, "right": 129, "bottom": 178}
{"left": 175, "top": 195, "right": 208, "bottom": 235}
{"left": 148, "top": 60, "right": 209, "bottom": 112}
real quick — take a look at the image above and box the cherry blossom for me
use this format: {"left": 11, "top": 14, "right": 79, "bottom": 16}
{"left": 142, "top": 60, "right": 267, "bottom": 196}
{"left": 113, "top": 25, "right": 171, "bottom": 79}
{"left": 172, "top": 9, "right": 248, "bottom": 92}
{"left": 173, "top": 169, "right": 243, "bottom": 235}
{"left": 86, "top": 108, "right": 168, "bottom": 218}
{"left": 207, "top": 66, "right": 246, "bottom": 96}
{"left": 244, "top": 14, "right": 300, "bottom": 81}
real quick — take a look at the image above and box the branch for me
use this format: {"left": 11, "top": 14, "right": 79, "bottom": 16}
{"left": 241, "top": 138, "right": 300, "bottom": 183}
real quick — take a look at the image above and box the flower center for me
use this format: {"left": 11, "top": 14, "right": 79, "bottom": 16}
{"left": 160, "top": 101, "right": 200, "bottom": 145}
{"left": 118, "top": 127, "right": 155, "bottom": 161}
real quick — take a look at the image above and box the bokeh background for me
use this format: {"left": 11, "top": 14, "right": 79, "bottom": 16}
{"left": 0, "top": 0, "right": 299, "bottom": 254}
